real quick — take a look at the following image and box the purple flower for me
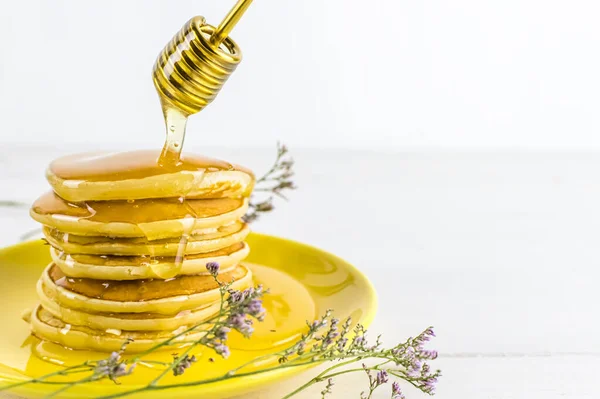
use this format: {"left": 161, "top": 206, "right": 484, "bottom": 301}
{"left": 375, "top": 370, "right": 388, "bottom": 386}
{"left": 311, "top": 319, "right": 327, "bottom": 330}
{"left": 420, "top": 350, "right": 438, "bottom": 360}
{"left": 422, "top": 376, "right": 438, "bottom": 393}
{"left": 214, "top": 344, "right": 230, "bottom": 359}
{"left": 391, "top": 382, "right": 405, "bottom": 399}
{"left": 172, "top": 354, "right": 196, "bottom": 376}
{"left": 205, "top": 262, "right": 220, "bottom": 276}
{"left": 227, "top": 313, "right": 254, "bottom": 337}
{"left": 94, "top": 350, "right": 136, "bottom": 381}
{"left": 215, "top": 326, "right": 231, "bottom": 340}
{"left": 228, "top": 290, "right": 243, "bottom": 303}
{"left": 241, "top": 287, "right": 255, "bottom": 300}
{"left": 296, "top": 341, "right": 306, "bottom": 355}
{"left": 245, "top": 299, "right": 265, "bottom": 317}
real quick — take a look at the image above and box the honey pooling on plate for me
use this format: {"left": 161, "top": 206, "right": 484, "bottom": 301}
{"left": 26, "top": 0, "right": 258, "bottom": 353}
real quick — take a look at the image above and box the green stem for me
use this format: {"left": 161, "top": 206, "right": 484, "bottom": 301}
{"left": 96, "top": 360, "right": 319, "bottom": 399}
{"left": 0, "top": 363, "right": 92, "bottom": 392}
{"left": 318, "top": 360, "right": 391, "bottom": 382}
{"left": 387, "top": 371, "right": 422, "bottom": 391}
{"left": 44, "top": 375, "right": 98, "bottom": 399}
{"left": 281, "top": 358, "right": 360, "bottom": 399}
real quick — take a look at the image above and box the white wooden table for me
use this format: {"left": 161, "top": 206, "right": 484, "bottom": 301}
{"left": 0, "top": 145, "right": 597, "bottom": 398}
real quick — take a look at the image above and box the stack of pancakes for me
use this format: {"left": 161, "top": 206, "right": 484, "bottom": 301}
{"left": 28, "top": 150, "right": 255, "bottom": 352}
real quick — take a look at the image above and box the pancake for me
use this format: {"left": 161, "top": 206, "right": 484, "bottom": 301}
{"left": 51, "top": 242, "right": 248, "bottom": 280}
{"left": 43, "top": 222, "right": 250, "bottom": 256}
{"left": 31, "top": 191, "right": 249, "bottom": 238}
{"left": 39, "top": 288, "right": 221, "bottom": 331}
{"left": 31, "top": 306, "right": 210, "bottom": 353}
{"left": 48, "top": 263, "right": 248, "bottom": 301}
{"left": 47, "top": 150, "right": 255, "bottom": 202}
{"left": 39, "top": 263, "right": 253, "bottom": 314}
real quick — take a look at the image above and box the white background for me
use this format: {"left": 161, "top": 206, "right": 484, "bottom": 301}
{"left": 2, "top": 0, "right": 600, "bottom": 149}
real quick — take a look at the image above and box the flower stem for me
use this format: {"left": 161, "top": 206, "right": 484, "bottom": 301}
{"left": 0, "top": 363, "right": 92, "bottom": 392}
{"left": 279, "top": 360, "right": 353, "bottom": 399}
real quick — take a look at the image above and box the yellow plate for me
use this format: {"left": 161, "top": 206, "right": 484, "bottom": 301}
{"left": 0, "top": 233, "right": 377, "bottom": 398}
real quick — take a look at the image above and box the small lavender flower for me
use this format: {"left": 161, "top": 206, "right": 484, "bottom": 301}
{"left": 311, "top": 319, "right": 327, "bottom": 330}
{"left": 421, "top": 375, "right": 438, "bottom": 394}
{"left": 391, "top": 381, "right": 405, "bottom": 399}
{"left": 228, "top": 289, "right": 243, "bottom": 303}
{"left": 213, "top": 343, "right": 231, "bottom": 359}
{"left": 375, "top": 370, "right": 389, "bottom": 386}
{"left": 94, "top": 350, "right": 135, "bottom": 383}
{"left": 420, "top": 349, "right": 438, "bottom": 360}
{"left": 245, "top": 299, "right": 265, "bottom": 318}
{"left": 336, "top": 337, "right": 348, "bottom": 352}
{"left": 172, "top": 354, "right": 197, "bottom": 376}
{"left": 227, "top": 313, "right": 254, "bottom": 337}
{"left": 215, "top": 326, "right": 231, "bottom": 340}
{"left": 296, "top": 341, "right": 306, "bottom": 356}
{"left": 205, "top": 262, "right": 220, "bottom": 276}
{"left": 320, "top": 318, "right": 340, "bottom": 349}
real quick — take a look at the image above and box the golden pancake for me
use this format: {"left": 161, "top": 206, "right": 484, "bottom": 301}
{"left": 38, "top": 288, "right": 221, "bottom": 331}
{"left": 31, "top": 306, "right": 209, "bottom": 353}
{"left": 39, "top": 264, "right": 253, "bottom": 314}
{"left": 47, "top": 150, "right": 255, "bottom": 202}
{"left": 51, "top": 242, "right": 248, "bottom": 280}
{"left": 43, "top": 222, "right": 250, "bottom": 256}
{"left": 31, "top": 191, "right": 249, "bottom": 238}
{"left": 48, "top": 263, "right": 247, "bottom": 301}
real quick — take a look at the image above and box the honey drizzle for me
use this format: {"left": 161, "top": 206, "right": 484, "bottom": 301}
{"left": 158, "top": 107, "right": 188, "bottom": 167}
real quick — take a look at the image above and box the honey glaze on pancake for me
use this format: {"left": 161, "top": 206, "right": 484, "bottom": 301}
{"left": 32, "top": 191, "right": 245, "bottom": 224}
{"left": 48, "top": 150, "right": 254, "bottom": 182}
{"left": 35, "top": 307, "right": 202, "bottom": 340}
{"left": 60, "top": 242, "right": 245, "bottom": 267}
{"left": 48, "top": 263, "right": 249, "bottom": 301}
{"left": 44, "top": 221, "right": 244, "bottom": 245}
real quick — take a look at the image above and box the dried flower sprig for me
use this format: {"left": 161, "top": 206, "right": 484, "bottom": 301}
{"left": 244, "top": 142, "right": 296, "bottom": 223}
{"left": 275, "top": 313, "right": 441, "bottom": 399}
{"left": 1, "top": 269, "right": 439, "bottom": 399}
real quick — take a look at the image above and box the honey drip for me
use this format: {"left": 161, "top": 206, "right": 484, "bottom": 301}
{"left": 159, "top": 108, "right": 188, "bottom": 166}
